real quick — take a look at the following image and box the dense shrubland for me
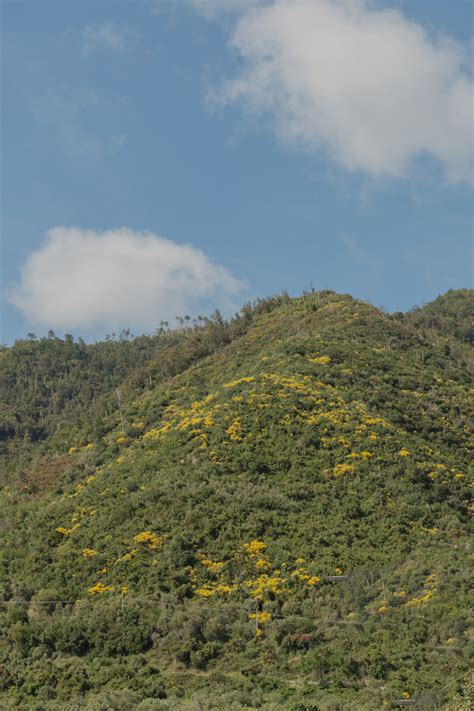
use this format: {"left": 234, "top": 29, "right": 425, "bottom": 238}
{"left": 0, "top": 289, "right": 472, "bottom": 709}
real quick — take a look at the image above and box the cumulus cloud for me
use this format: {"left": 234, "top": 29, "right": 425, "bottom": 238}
{"left": 210, "top": 0, "right": 473, "bottom": 183}
{"left": 10, "top": 228, "right": 244, "bottom": 332}
{"left": 82, "top": 21, "right": 130, "bottom": 55}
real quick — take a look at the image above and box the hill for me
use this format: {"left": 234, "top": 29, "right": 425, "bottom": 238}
{"left": 404, "top": 289, "right": 474, "bottom": 345}
{"left": 0, "top": 290, "right": 472, "bottom": 710}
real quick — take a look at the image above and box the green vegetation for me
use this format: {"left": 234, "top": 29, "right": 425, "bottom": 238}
{"left": 0, "top": 289, "right": 472, "bottom": 710}
{"left": 404, "top": 289, "right": 474, "bottom": 344}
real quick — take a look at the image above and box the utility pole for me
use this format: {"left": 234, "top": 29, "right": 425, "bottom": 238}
{"left": 380, "top": 571, "right": 388, "bottom": 605}
{"left": 115, "top": 387, "right": 125, "bottom": 431}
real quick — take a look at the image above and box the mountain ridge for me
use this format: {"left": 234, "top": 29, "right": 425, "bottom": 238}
{"left": 0, "top": 289, "right": 472, "bottom": 709}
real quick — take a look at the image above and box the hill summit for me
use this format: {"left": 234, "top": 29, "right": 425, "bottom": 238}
{"left": 0, "top": 289, "right": 472, "bottom": 710}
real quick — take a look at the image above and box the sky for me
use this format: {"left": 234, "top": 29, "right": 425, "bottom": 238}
{"left": 1, "top": 0, "right": 473, "bottom": 343}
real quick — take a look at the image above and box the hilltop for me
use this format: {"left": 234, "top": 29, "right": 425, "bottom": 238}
{"left": 0, "top": 290, "right": 472, "bottom": 710}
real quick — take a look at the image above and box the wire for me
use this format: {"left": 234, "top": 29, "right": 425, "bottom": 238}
{"left": 436, "top": 669, "right": 472, "bottom": 694}
{"left": 0, "top": 596, "right": 469, "bottom": 705}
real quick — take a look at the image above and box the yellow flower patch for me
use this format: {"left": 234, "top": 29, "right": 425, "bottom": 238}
{"left": 133, "top": 531, "right": 164, "bottom": 550}
{"left": 243, "top": 540, "right": 267, "bottom": 557}
{"left": 195, "top": 583, "right": 235, "bottom": 597}
{"left": 116, "top": 549, "right": 138, "bottom": 563}
{"left": 223, "top": 377, "right": 255, "bottom": 388}
{"left": 332, "top": 463, "right": 355, "bottom": 477}
{"left": 55, "top": 523, "right": 80, "bottom": 536}
{"left": 308, "top": 355, "right": 332, "bottom": 365}
{"left": 248, "top": 611, "right": 271, "bottom": 624}
{"left": 81, "top": 548, "right": 98, "bottom": 558}
{"left": 245, "top": 574, "right": 285, "bottom": 600}
{"left": 88, "top": 582, "right": 114, "bottom": 595}
{"left": 198, "top": 556, "right": 225, "bottom": 574}
{"left": 226, "top": 417, "right": 244, "bottom": 441}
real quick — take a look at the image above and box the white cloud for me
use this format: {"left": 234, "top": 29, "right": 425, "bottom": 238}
{"left": 82, "top": 21, "right": 130, "bottom": 55}
{"left": 10, "top": 228, "right": 244, "bottom": 332}
{"left": 210, "top": 0, "right": 473, "bottom": 183}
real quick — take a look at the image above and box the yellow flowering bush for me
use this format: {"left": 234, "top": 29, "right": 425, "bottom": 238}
{"left": 226, "top": 417, "right": 244, "bottom": 442}
{"left": 405, "top": 573, "right": 437, "bottom": 607}
{"left": 243, "top": 540, "right": 267, "bottom": 557}
{"left": 248, "top": 611, "right": 272, "bottom": 624}
{"left": 88, "top": 582, "right": 114, "bottom": 595}
{"left": 332, "top": 463, "right": 355, "bottom": 477}
{"left": 405, "top": 589, "right": 434, "bottom": 606}
{"left": 195, "top": 583, "right": 235, "bottom": 597}
{"left": 255, "top": 557, "right": 272, "bottom": 571}
{"left": 133, "top": 531, "right": 164, "bottom": 550}
{"left": 55, "top": 523, "right": 80, "bottom": 536}
{"left": 243, "top": 540, "right": 267, "bottom": 556}
{"left": 115, "top": 549, "right": 137, "bottom": 563}
{"left": 81, "top": 548, "right": 98, "bottom": 558}
{"left": 308, "top": 355, "right": 332, "bottom": 365}
{"left": 223, "top": 376, "right": 255, "bottom": 388}
{"left": 245, "top": 573, "right": 285, "bottom": 600}
{"left": 198, "top": 556, "right": 225, "bottom": 574}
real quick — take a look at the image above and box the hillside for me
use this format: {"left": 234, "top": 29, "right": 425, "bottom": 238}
{"left": 0, "top": 290, "right": 472, "bottom": 710}
{"left": 404, "top": 289, "right": 474, "bottom": 345}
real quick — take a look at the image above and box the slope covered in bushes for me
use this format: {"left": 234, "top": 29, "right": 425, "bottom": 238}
{"left": 0, "top": 290, "right": 472, "bottom": 710}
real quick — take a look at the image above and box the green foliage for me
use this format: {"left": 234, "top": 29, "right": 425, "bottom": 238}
{"left": 405, "top": 288, "right": 474, "bottom": 344}
{"left": 0, "top": 289, "right": 472, "bottom": 709}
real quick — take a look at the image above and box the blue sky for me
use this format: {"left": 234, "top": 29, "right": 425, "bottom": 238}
{"left": 1, "top": 0, "right": 473, "bottom": 343}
